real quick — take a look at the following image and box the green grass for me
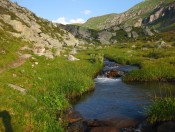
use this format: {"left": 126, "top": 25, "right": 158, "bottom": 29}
{"left": 81, "top": 13, "right": 118, "bottom": 30}
{"left": 103, "top": 41, "right": 175, "bottom": 82}
{"left": 146, "top": 97, "right": 175, "bottom": 124}
{"left": 0, "top": 29, "right": 27, "bottom": 69}
{"left": 0, "top": 48, "right": 103, "bottom": 131}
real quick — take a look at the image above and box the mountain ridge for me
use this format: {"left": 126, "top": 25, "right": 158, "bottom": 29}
{"left": 79, "top": 0, "right": 175, "bottom": 31}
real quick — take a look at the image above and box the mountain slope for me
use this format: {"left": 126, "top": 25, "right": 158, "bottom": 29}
{"left": 0, "top": 0, "right": 79, "bottom": 62}
{"left": 59, "top": 0, "right": 175, "bottom": 44}
{"left": 80, "top": 13, "right": 118, "bottom": 30}
{"left": 80, "top": 0, "right": 175, "bottom": 31}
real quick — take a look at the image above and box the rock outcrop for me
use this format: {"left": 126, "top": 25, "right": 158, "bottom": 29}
{"left": 0, "top": 0, "right": 79, "bottom": 58}
{"left": 79, "top": 0, "right": 175, "bottom": 32}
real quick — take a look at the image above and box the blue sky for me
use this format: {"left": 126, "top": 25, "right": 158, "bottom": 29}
{"left": 11, "top": 0, "right": 143, "bottom": 24}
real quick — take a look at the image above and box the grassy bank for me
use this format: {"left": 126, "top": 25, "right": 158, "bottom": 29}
{"left": 146, "top": 97, "right": 175, "bottom": 124}
{"left": 0, "top": 30, "right": 27, "bottom": 69}
{"left": 103, "top": 41, "right": 175, "bottom": 82}
{"left": 0, "top": 48, "right": 103, "bottom": 131}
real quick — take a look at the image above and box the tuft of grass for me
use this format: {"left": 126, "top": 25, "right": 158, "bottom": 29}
{"left": 146, "top": 97, "right": 175, "bottom": 124}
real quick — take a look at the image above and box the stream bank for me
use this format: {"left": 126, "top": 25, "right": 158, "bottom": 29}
{"left": 67, "top": 59, "right": 175, "bottom": 132}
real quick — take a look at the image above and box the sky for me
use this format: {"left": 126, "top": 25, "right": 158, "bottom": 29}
{"left": 11, "top": 0, "right": 144, "bottom": 25}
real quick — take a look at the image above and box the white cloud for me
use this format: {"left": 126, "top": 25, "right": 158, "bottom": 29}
{"left": 52, "top": 17, "right": 85, "bottom": 25}
{"left": 52, "top": 17, "right": 69, "bottom": 25}
{"left": 83, "top": 10, "right": 92, "bottom": 15}
{"left": 70, "top": 18, "right": 85, "bottom": 24}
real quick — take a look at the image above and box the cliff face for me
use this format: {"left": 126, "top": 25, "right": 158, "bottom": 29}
{"left": 143, "top": 2, "right": 175, "bottom": 31}
{"left": 0, "top": 0, "right": 79, "bottom": 58}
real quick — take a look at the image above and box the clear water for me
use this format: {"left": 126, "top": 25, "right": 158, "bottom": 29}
{"left": 73, "top": 59, "right": 175, "bottom": 121}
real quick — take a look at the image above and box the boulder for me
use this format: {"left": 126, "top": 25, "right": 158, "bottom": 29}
{"left": 54, "top": 49, "right": 61, "bottom": 56}
{"left": 143, "top": 28, "right": 154, "bottom": 36}
{"left": 134, "top": 18, "right": 143, "bottom": 27}
{"left": 106, "top": 70, "right": 121, "bottom": 78}
{"left": 70, "top": 48, "right": 77, "bottom": 55}
{"left": 68, "top": 55, "right": 80, "bottom": 61}
{"left": 78, "top": 27, "right": 92, "bottom": 39}
{"left": 127, "top": 32, "right": 132, "bottom": 38}
{"left": 98, "top": 31, "right": 113, "bottom": 44}
{"left": 68, "top": 111, "right": 83, "bottom": 123}
{"left": 44, "top": 50, "right": 54, "bottom": 59}
{"left": 123, "top": 26, "right": 132, "bottom": 33}
{"left": 132, "top": 31, "right": 139, "bottom": 39}
{"left": 113, "top": 26, "right": 120, "bottom": 31}
{"left": 8, "top": 84, "right": 27, "bottom": 94}
{"left": 32, "top": 46, "right": 45, "bottom": 56}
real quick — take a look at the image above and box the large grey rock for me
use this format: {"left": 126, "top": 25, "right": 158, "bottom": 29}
{"left": 132, "top": 31, "right": 139, "bottom": 39}
{"left": 143, "top": 28, "right": 154, "bottom": 36}
{"left": 78, "top": 27, "right": 92, "bottom": 39}
{"left": 68, "top": 55, "right": 80, "bottom": 61}
{"left": 98, "top": 31, "right": 112, "bottom": 44}
{"left": 134, "top": 18, "right": 143, "bottom": 27}
{"left": 149, "top": 8, "right": 164, "bottom": 23}
{"left": 123, "top": 26, "right": 132, "bottom": 33}
{"left": 45, "top": 50, "right": 54, "bottom": 59}
{"left": 32, "top": 45, "right": 46, "bottom": 56}
{"left": 113, "top": 26, "right": 120, "bottom": 31}
{"left": 70, "top": 48, "right": 77, "bottom": 55}
{"left": 8, "top": 84, "right": 27, "bottom": 94}
{"left": 54, "top": 49, "right": 61, "bottom": 56}
{"left": 127, "top": 32, "right": 132, "bottom": 38}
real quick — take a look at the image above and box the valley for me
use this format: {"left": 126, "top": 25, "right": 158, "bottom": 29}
{"left": 0, "top": 0, "right": 175, "bottom": 131}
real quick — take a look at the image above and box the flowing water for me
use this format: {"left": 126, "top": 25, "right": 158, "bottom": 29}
{"left": 73, "top": 59, "right": 175, "bottom": 121}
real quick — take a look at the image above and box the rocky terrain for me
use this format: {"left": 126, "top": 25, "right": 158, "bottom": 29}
{"left": 57, "top": 0, "right": 175, "bottom": 44}
{"left": 0, "top": 0, "right": 79, "bottom": 59}
{"left": 1, "top": 0, "right": 175, "bottom": 47}
{"left": 81, "top": 0, "right": 175, "bottom": 31}
{"left": 0, "top": 0, "right": 175, "bottom": 131}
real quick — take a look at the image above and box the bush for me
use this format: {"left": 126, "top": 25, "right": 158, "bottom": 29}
{"left": 146, "top": 97, "right": 175, "bottom": 124}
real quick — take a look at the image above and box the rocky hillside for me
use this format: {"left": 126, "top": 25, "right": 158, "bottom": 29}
{"left": 60, "top": 23, "right": 156, "bottom": 44}
{"left": 80, "top": 0, "right": 175, "bottom": 31}
{"left": 0, "top": 0, "right": 174, "bottom": 50}
{"left": 58, "top": 0, "right": 175, "bottom": 44}
{"left": 0, "top": 0, "right": 79, "bottom": 60}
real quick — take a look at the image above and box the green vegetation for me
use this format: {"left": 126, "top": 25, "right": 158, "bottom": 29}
{"left": 103, "top": 41, "right": 175, "bottom": 82}
{"left": 130, "top": 0, "right": 174, "bottom": 13}
{"left": 80, "top": 13, "right": 118, "bottom": 30}
{"left": 0, "top": 46, "right": 103, "bottom": 131}
{"left": 146, "top": 97, "right": 175, "bottom": 124}
{"left": 36, "top": 19, "right": 65, "bottom": 42}
{"left": 0, "top": 6, "right": 29, "bottom": 27}
{"left": 0, "top": 30, "right": 27, "bottom": 69}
